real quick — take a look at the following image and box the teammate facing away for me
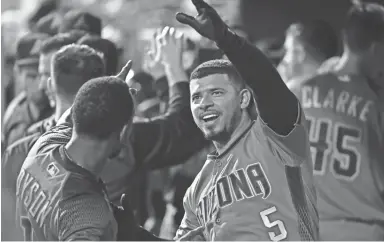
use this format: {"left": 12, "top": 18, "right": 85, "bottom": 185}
{"left": 174, "top": 0, "right": 318, "bottom": 241}
{"left": 15, "top": 76, "right": 132, "bottom": 240}
{"left": 291, "top": 3, "right": 384, "bottom": 240}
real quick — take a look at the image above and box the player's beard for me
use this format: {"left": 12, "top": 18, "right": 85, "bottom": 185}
{"left": 201, "top": 110, "right": 242, "bottom": 143}
{"left": 199, "top": 117, "right": 224, "bottom": 141}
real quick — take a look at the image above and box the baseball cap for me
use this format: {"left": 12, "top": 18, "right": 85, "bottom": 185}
{"left": 16, "top": 33, "right": 50, "bottom": 66}
{"left": 35, "top": 12, "right": 62, "bottom": 36}
{"left": 59, "top": 10, "right": 102, "bottom": 36}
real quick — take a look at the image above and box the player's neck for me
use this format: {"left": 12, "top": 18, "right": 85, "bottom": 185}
{"left": 65, "top": 136, "right": 106, "bottom": 178}
{"left": 286, "top": 70, "right": 316, "bottom": 89}
{"left": 334, "top": 50, "right": 362, "bottom": 76}
{"left": 54, "top": 97, "right": 73, "bottom": 122}
{"left": 28, "top": 100, "right": 40, "bottom": 121}
{"left": 214, "top": 113, "right": 252, "bottom": 155}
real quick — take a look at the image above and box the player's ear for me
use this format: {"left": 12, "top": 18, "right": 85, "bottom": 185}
{"left": 239, "top": 88, "right": 252, "bottom": 109}
{"left": 13, "top": 64, "right": 19, "bottom": 76}
{"left": 47, "top": 77, "right": 54, "bottom": 92}
{"left": 296, "top": 44, "right": 306, "bottom": 63}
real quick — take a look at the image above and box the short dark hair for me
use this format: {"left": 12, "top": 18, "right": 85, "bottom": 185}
{"left": 344, "top": 2, "right": 384, "bottom": 52}
{"left": 52, "top": 44, "right": 105, "bottom": 97}
{"left": 77, "top": 36, "right": 118, "bottom": 75}
{"left": 72, "top": 76, "right": 134, "bottom": 139}
{"left": 286, "top": 20, "right": 339, "bottom": 62}
{"left": 40, "top": 32, "right": 81, "bottom": 54}
{"left": 190, "top": 59, "right": 245, "bottom": 90}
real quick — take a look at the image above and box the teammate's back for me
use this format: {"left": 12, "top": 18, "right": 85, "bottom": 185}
{"left": 295, "top": 72, "right": 384, "bottom": 239}
{"left": 16, "top": 127, "right": 117, "bottom": 241}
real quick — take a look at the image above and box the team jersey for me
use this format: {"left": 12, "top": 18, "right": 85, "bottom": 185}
{"left": 175, "top": 105, "right": 319, "bottom": 241}
{"left": 15, "top": 127, "right": 117, "bottom": 241}
{"left": 292, "top": 73, "right": 384, "bottom": 240}
{"left": 14, "top": 81, "right": 207, "bottom": 208}
{"left": 2, "top": 91, "right": 52, "bottom": 148}
{"left": 2, "top": 116, "right": 56, "bottom": 193}
{"left": 1, "top": 116, "right": 56, "bottom": 241}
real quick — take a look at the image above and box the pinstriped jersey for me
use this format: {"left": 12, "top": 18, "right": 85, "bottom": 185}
{"left": 292, "top": 73, "right": 384, "bottom": 223}
{"left": 175, "top": 104, "right": 319, "bottom": 241}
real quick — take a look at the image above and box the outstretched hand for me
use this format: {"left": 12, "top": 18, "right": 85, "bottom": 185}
{"left": 176, "top": 0, "right": 228, "bottom": 42}
{"left": 158, "top": 26, "right": 185, "bottom": 68}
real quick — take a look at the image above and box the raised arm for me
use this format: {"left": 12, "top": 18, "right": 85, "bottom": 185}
{"left": 121, "top": 27, "right": 207, "bottom": 170}
{"left": 176, "top": 0, "right": 299, "bottom": 135}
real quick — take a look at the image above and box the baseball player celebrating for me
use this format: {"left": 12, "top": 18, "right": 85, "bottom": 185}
{"left": 174, "top": 0, "right": 319, "bottom": 241}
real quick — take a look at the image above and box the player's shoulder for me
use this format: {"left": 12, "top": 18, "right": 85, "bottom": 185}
{"left": 6, "top": 92, "right": 27, "bottom": 113}
{"left": 26, "top": 116, "right": 55, "bottom": 136}
{"left": 54, "top": 146, "right": 105, "bottom": 199}
{"left": 30, "top": 123, "right": 72, "bottom": 156}
{"left": 317, "top": 56, "right": 341, "bottom": 74}
{"left": 3, "top": 93, "right": 28, "bottom": 128}
{"left": 20, "top": 148, "right": 68, "bottom": 198}
{"left": 306, "top": 72, "right": 339, "bottom": 86}
{"left": 4, "top": 133, "right": 40, "bottom": 159}
{"left": 15, "top": 91, "right": 28, "bottom": 103}
{"left": 60, "top": 171, "right": 105, "bottom": 201}
{"left": 23, "top": 146, "right": 103, "bottom": 199}
{"left": 7, "top": 92, "right": 27, "bottom": 110}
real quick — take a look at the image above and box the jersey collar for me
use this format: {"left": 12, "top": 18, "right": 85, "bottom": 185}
{"left": 58, "top": 145, "right": 105, "bottom": 187}
{"left": 207, "top": 119, "right": 254, "bottom": 160}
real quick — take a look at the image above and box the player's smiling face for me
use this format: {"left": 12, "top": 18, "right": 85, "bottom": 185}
{"left": 190, "top": 73, "right": 243, "bottom": 141}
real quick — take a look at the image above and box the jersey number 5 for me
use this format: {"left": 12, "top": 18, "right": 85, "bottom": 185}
{"left": 21, "top": 216, "right": 34, "bottom": 241}
{"left": 260, "top": 206, "right": 287, "bottom": 241}
{"left": 307, "top": 116, "right": 361, "bottom": 181}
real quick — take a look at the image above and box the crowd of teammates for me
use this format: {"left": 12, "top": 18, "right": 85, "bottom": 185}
{"left": 1, "top": 0, "right": 384, "bottom": 241}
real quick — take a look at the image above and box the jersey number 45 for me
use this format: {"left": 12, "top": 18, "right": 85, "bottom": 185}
{"left": 306, "top": 116, "right": 362, "bottom": 181}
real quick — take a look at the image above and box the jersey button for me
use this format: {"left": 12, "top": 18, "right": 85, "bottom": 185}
{"left": 217, "top": 162, "right": 222, "bottom": 167}
{"left": 216, "top": 218, "right": 221, "bottom": 224}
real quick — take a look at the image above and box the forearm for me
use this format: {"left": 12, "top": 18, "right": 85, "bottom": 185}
{"left": 162, "top": 81, "right": 190, "bottom": 118}
{"left": 131, "top": 82, "right": 207, "bottom": 170}
{"left": 216, "top": 30, "right": 299, "bottom": 135}
{"left": 164, "top": 64, "right": 189, "bottom": 86}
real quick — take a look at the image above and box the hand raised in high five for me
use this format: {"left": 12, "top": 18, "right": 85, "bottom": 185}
{"left": 176, "top": 0, "right": 228, "bottom": 42}
{"left": 157, "top": 26, "right": 185, "bottom": 69}
{"left": 143, "top": 30, "right": 164, "bottom": 79}
{"left": 156, "top": 26, "right": 188, "bottom": 84}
